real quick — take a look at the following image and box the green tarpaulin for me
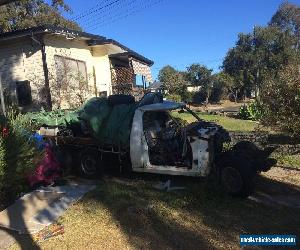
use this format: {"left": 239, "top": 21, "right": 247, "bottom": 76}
{"left": 31, "top": 97, "right": 138, "bottom": 147}
{"left": 78, "top": 97, "right": 137, "bottom": 146}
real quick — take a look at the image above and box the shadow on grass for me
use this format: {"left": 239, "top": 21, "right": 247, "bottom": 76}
{"left": 83, "top": 172, "right": 300, "bottom": 249}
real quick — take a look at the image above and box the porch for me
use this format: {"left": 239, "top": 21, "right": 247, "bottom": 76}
{"left": 109, "top": 52, "right": 153, "bottom": 100}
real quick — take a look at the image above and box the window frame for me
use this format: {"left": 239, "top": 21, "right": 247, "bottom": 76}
{"left": 16, "top": 80, "right": 32, "bottom": 107}
{"left": 54, "top": 55, "right": 88, "bottom": 82}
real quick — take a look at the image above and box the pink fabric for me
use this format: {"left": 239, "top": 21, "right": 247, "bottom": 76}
{"left": 28, "top": 144, "right": 61, "bottom": 187}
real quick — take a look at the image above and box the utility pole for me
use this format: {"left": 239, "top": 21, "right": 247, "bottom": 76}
{"left": 0, "top": 74, "right": 6, "bottom": 116}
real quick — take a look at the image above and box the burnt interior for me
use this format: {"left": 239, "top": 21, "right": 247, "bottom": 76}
{"left": 142, "top": 110, "right": 192, "bottom": 167}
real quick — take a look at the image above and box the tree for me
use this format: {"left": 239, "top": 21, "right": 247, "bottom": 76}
{"left": 0, "top": 0, "right": 81, "bottom": 33}
{"left": 223, "top": 5, "right": 300, "bottom": 100}
{"left": 186, "top": 64, "right": 213, "bottom": 105}
{"left": 158, "top": 66, "right": 189, "bottom": 101}
{"left": 213, "top": 72, "right": 236, "bottom": 102}
{"left": 222, "top": 33, "right": 256, "bottom": 100}
{"left": 158, "top": 65, "right": 177, "bottom": 84}
{"left": 270, "top": 2, "right": 300, "bottom": 40}
{"left": 259, "top": 63, "right": 300, "bottom": 134}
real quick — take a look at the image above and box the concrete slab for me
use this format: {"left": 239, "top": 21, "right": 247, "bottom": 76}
{"left": 32, "top": 184, "right": 96, "bottom": 226}
{"left": 0, "top": 181, "right": 96, "bottom": 239}
{"left": 0, "top": 191, "right": 64, "bottom": 233}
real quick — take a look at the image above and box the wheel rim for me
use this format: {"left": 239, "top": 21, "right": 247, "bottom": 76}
{"left": 221, "top": 167, "right": 243, "bottom": 193}
{"left": 81, "top": 154, "right": 97, "bottom": 175}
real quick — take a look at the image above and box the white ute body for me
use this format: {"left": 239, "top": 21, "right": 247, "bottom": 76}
{"left": 129, "top": 101, "right": 219, "bottom": 177}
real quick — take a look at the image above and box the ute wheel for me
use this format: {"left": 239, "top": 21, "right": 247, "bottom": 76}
{"left": 78, "top": 150, "right": 101, "bottom": 178}
{"left": 220, "top": 157, "right": 256, "bottom": 198}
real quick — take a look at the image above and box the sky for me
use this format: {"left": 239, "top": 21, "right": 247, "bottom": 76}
{"left": 63, "top": 0, "right": 300, "bottom": 80}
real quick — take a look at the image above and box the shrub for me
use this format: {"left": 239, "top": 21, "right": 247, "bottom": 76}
{"left": 0, "top": 110, "right": 41, "bottom": 203}
{"left": 192, "top": 90, "right": 206, "bottom": 104}
{"left": 165, "top": 94, "right": 182, "bottom": 102}
{"left": 260, "top": 64, "right": 300, "bottom": 134}
{"left": 238, "top": 101, "right": 263, "bottom": 121}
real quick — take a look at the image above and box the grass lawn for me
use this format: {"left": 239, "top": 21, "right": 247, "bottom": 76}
{"left": 176, "top": 111, "right": 300, "bottom": 169}
{"left": 11, "top": 173, "right": 300, "bottom": 250}
{"left": 272, "top": 153, "right": 300, "bottom": 169}
{"left": 173, "top": 111, "right": 259, "bottom": 132}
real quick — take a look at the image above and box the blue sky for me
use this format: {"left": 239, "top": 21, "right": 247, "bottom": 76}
{"left": 63, "top": 0, "right": 300, "bottom": 80}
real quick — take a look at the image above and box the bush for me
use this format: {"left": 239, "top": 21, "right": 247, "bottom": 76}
{"left": 192, "top": 90, "right": 206, "bottom": 104}
{"left": 238, "top": 101, "right": 263, "bottom": 121}
{"left": 165, "top": 94, "right": 182, "bottom": 102}
{"left": 27, "top": 108, "right": 78, "bottom": 128}
{"left": 0, "top": 110, "right": 41, "bottom": 203}
{"left": 260, "top": 64, "right": 300, "bottom": 134}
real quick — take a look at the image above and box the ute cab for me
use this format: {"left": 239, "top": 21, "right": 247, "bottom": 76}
{"left": 130, "top": 101, "right": 230, "bottom": 177}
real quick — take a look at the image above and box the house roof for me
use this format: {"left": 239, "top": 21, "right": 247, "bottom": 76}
{"left": 108, "top": 51, "right": 154, "bottom": 66}
{"left": 0, "top": 25, "right": 153, "bottom": 66}
{"left": 0, "top": 25, "right": 106, "bottom": 41}
{"left": 148, "top": 81, "right": 163, "bottom": 89}
{"left": 91, "top": 39, "right": 153, "bottom": 66}
{"left": 0, "top": 0, "right": 18, "bottom": 5}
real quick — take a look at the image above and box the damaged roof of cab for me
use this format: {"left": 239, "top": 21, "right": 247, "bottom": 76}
{"left": 0, "top": 25, "right": 153, "bottom": 66}
{"left": 139, "top": 101, "right": 185, "bottom": 111}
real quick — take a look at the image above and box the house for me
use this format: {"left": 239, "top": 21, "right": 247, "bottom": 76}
{"left": 187, "top": 85, "right": 201, "bottom": 92}
{"left": 0, "top": 25, "right": 154, "bottom": 111}
{"left": 147, "top": 81, "right": 163, "bottom": 93}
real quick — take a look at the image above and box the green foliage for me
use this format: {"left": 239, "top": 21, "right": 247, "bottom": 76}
{"left": 165, "top": 94, "right": 181, "bottom": 102}
{"left": 191, "top": 90, "right": 206, "bottom": 104}
{"left": 158, "top": 65, "right": 177, "bottom": 84}
{"left": 0, "top": 111, "right": 41, "bottom": 202}
{"left": 270, "top": 2, "right": 300, "bottom": 39}
{"left": 186, "top": 64, "right": 213, "bottom": 104}
{"left": 27, "top": 108, "right": 79, "bottom": 127}
{"left": 222, "top": 2, "right": 300, "bottom": 133}
{"left": 222, "top": 2, "right": 300, "bottom": 101}
{"left": 0, "top": 0, "right": 81, "bottom": 33}
{"left": 158, "top": 66, "right": 189, "bottom": 101}
{"left": 259, "top": 63, "right": 300, "bottom": 134}
{"left": 238, "top": 101, "right": 263, "bottom": 121}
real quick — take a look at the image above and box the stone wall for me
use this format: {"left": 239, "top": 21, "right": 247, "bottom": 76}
{"left": 229, "top": 132, "right": 300, "bottom": 155}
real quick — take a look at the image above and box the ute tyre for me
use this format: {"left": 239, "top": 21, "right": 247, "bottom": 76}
{"left": 220, "top": 157, "right": 256, "bottom": 198}
{"left": 79, "top": 150, "right": 102, "bottom": 179}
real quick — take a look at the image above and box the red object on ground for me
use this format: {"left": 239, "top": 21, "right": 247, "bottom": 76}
{"left": 2, "top": 127, "right": 9, "bottom": 137}
{"left": 28, "top": 144, "right": 61, "bottom": 187}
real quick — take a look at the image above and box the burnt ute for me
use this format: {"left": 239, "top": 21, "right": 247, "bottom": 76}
{"left": 39, "top": 93, "right": 276, "bottom": 198}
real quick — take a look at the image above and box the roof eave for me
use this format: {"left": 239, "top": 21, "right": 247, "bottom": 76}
{"left": 90, "top": 39, "right": 154, "bottom": 66}
{"left": 0, "top": 25, "right": 106, "bottom": 42}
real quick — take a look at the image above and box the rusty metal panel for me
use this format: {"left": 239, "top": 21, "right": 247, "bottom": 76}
{"left": 111, "top": 67, "right": 133, "bottom": 95}
{"left": 131, "top": 59, "right": 153, "bottom": 83}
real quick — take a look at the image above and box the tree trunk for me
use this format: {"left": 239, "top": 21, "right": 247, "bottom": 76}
{"left": 235, "top": 90, "right": 238, "bottom": 103}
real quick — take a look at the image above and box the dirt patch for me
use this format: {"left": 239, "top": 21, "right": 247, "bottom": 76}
{"left": 250, "top": 166, "right": 300, "bottom": 209}
{"left": 262, "top": 166, "right": 300, "bottom": 187}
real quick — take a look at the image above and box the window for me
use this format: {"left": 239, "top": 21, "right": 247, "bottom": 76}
{"left": 16, "top": 81, "right": 32, "bottom": 106}
{"left": 135, "top": 74, "right": 145, "bottom": 87}
{"left": 54, "top": 56, "right": 87, "bottom": 85}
